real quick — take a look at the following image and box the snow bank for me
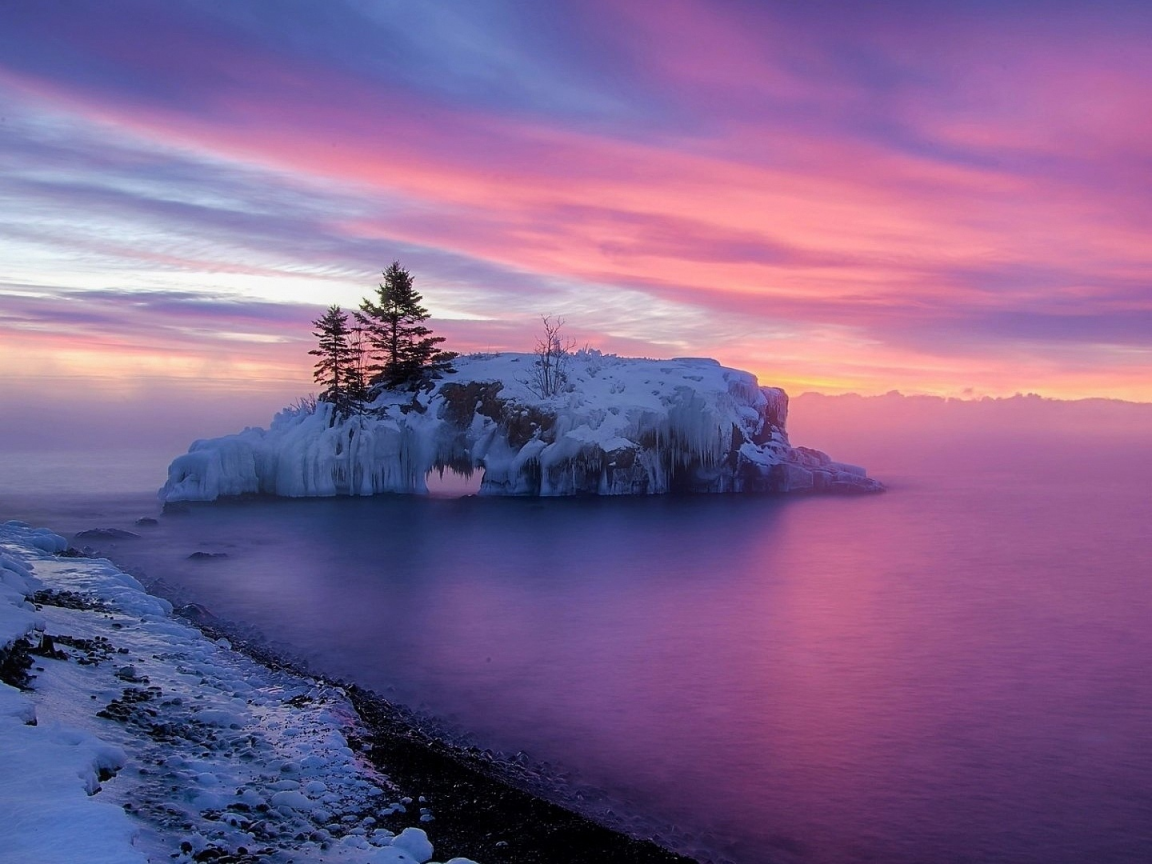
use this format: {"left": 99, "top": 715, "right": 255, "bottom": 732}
{"left": 0, "top": 521, "right": 479, "bottom": 864}
{"left": 161, "top": 352, "right": 882, "bottom": 502}
{"left": 1, "top": 522, "right": 146, "bottom": 864}
{"left": 0, "top": 522, "right": 58, "bottom": 657}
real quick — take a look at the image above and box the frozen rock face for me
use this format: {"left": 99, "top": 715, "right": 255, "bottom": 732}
{"left": 160, "top": 352, "right": 882, "bottom": 502}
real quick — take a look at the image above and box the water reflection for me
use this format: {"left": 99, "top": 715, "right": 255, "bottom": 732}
{"left": 49, "top": 454, "right": 1152, "bottom": 864}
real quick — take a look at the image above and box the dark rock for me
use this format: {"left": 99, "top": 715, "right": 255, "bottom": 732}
{"left": 31, "top": 634, "right": 67, "bottom": 660}
{"left": 30, "top": 589, "right": 111, "bottom": 612}
{"left": 346, "top": 685, "right": 696, "bottom": 864}
{"left": 188, "top": 551, "right": 229, "bottom": 561}
{"left": 439, "top": 380, "right": 506, "bottom": 426}
{"left": 175, "top": 603, "right": 216, "bottom": 624}
{"left": 74, "top": 528, "right": 140, "bottom": 540}
{"left": 0, "top": 637, "right": 34, "bottom": 689}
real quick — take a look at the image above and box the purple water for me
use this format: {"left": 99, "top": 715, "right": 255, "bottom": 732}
{"left": 3, "top": 409, "right": 1152, "bottom": 864}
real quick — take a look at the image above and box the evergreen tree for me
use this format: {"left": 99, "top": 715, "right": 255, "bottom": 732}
{"left": 346, "top": 315, "right": 370, "bottom": 415}
{"left": 357, "top": 261, "right": 454, "bottom": 390}
{"left": 308, "top": 305, "right": 362, "bottom": 418}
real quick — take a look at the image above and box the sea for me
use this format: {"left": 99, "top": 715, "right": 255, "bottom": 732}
{"left": 3, "top": 397, "right": 1151, "bottom": 864}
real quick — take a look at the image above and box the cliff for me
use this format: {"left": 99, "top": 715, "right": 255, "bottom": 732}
{"left": 160, "top": 352, "right": 882, "bottom": 501}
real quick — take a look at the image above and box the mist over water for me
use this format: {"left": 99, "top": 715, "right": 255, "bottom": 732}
{"left": 4, "top": 395, "right": 1152, "bottom": 864}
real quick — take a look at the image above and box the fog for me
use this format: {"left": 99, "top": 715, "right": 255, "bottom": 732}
{"left": 3, "top": 384, "right": 1150, "bottom": 503}
{"left": 790, "top": 391, "right": 1152, "bottom": 485}
{"left": 0, "top": 380, "right": 300, "bottom": 499}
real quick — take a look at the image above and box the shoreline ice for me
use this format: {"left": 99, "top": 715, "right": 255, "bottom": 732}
{"left": 0, "top": 520, "right": 477, "bottom": 864}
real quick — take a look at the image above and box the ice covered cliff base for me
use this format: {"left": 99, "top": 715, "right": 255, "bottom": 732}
{"left": 161, "top": 353, "right": 882, "bottom": 502}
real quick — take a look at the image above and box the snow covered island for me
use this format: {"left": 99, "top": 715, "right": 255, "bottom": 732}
{"left": 161, "top": 352, "right": 882, "bottom": 502}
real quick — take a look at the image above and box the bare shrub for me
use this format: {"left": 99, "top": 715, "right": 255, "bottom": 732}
{"left": 288, "top": 393, "right": 318, "bottom": 416}
{"left": 528, "top": 315, "right": 575, "bottom": 398}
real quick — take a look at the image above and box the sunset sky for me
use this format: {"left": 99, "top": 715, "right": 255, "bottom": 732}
{"left": 2, "top": 0, "right": 1151, "bottom": 413}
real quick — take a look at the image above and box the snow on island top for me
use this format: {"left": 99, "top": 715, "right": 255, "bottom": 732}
{"left": 160, "top": 351, "right": 883, "bottom": 502}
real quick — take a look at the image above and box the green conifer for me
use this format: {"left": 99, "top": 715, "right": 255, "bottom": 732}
{"left": 309, "top": 304, "right": 364, "bottom": 418}
{"left": 357, "top": 261, "right": 455, "bottom": 390}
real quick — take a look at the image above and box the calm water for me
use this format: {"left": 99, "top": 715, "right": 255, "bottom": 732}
{"left": 3, "top": 428, "right": 1152, "bottom": 864}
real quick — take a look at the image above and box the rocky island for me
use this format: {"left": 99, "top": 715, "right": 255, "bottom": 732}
{"left": 161, "top": 352, "right": 882, "bottom": 502}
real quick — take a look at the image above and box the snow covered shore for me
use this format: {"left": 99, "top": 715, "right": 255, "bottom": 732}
{"left": 161, "top": 352, "right": 882, "bottom": 502}
{"left": 0, "top": 520, "right": 477, "bottom": 864}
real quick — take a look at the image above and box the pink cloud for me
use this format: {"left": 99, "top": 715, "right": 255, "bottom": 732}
{"left": 1, "top": 2, "right": 1150, "bottom": 400}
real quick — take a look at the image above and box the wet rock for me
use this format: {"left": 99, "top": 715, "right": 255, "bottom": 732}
{"left": 74, "top": 528, "right": 140, "bottom": 540}
{"left": 175, "top": 603, "right": 216, "bottom": 624}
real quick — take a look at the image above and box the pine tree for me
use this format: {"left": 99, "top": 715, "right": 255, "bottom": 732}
{"left": 346, "top": 316, "right": 370, "bottom": 415}
{"left": 357, "top": 261, "right": 454, "bottom": 390}
{"left": 308, "top": 305, "right": 361, "bottom": 418}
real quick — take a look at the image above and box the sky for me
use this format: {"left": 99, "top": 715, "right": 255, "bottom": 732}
{"left": 2, "top": 0, "right": 1151, "bottom": 421}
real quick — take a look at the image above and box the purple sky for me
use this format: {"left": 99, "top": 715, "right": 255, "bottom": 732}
{"left": 2, "top": 0, "right": 1151, "bottom": 414}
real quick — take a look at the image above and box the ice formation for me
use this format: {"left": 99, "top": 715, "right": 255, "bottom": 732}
{"left": 161, "top": 352, "right": 882, "bottom": 502}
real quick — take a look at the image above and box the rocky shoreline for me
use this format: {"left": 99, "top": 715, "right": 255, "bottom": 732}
{"left": 180, "top": 615, "right": 700, "bottom": 864}
{"left": 1, "top": 522, "right": 700, "bottom": 864}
